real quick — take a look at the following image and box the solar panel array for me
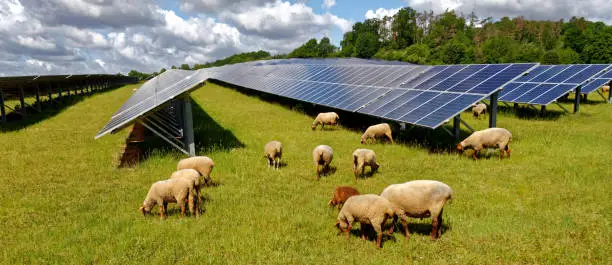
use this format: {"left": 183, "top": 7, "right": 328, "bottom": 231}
{"left": 97, "top": 59, "right": 538, "bottom": 139}
{"left": 580, "top": 67, "right": 612, "bottom": 94}
{"left": 499, "top": 64, "right": 610, "bottom": 105}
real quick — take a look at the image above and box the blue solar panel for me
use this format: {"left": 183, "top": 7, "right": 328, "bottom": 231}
{"left": 398, "top": 93, "right": 460, "bottom": 123}
{"left": 329, "top": 87, "right": 371, "bottom": 108}
{"left": 499, "top": 83, "right": 535, "bottom": 102}
{"left": 580, "top": 79, "right": 611, "bottom": 94}
{"left": 399, "top": 66, "right": 446, "bottom": 88}
{"left": 383, "top": 91, "right": 439, "bottom": 120}
{"left": 514, "top": 65, "right": 552, "bottom": 82}
{"left": 359, "top": 89, "right": 407, "bottom": 114}
{"left": 529, "top": 84, "right": 576, "bottom": 105}
{"left": 429, "top": 65, "right": 485, "bottom": 91}
{"left": 547, "top": 65, "right": 589, "bottom": 83}
{"left": 529, "top": 65, "right": 570, "bottom": 82}
{"left": 600, "top": 69, "right": 612, "bottom": 79}
{"left": 513, "top": 84, "right": 556, "bottom": 103}
{"left": 370, "top": 90, "right": 423, "bottom": 117}
{"left": 416, "top": 94, "right": 484, "bottom": 128}
{"left": 468, "top": 64, "right": 532, "bottom": 94}
{"left": 564, "top": 65, "right": 608, "bottom": 84}
{"left": 447, "top": 64, "right": 507, "bottom": 93}
{"left": 498, "top": 82, "right": 523, "bottom": 99}
{"left": 345, "top": 88, "right": 389, "bottom": 111}
{"left": 405, "top": 65, "right": 464, "bottom": 90}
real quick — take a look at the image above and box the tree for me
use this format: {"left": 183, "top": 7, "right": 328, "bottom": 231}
{"left": 317, "top": 37, "right": 336, "bottom": 57}
{"left": 391, "top": 7, "right": 419, "bottom": 49}
{"left": 180, "top": 64, "right": 191, "bottom": 70}
{"left": 540, "top": 50, "right": 560, "bottom": 64}
{"left": 355, "top": 32, "right": 380, "bottom": 58}
{"left": 481, "top": 36, "right": 517, "bottom": 63}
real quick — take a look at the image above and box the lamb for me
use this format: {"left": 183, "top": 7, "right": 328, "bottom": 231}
{"left": 360, "top": 123, "right": 394, "bottom": 144}
{"left": 603, "top": 85, "right": 610, "bottom": 93}
{"left": 352, "top": 149, "right": 379, "bottom": 179}
{"left": 328, "top": 186, "right": 360, "bottom": 209}
{"left": 139, "top": 178, "right": 195, "bottom": 219}
{"left": 312, "top": 145, "right": 333, "bottom": 180}
{"left": 170, "top": 169, "right": 203, "bottom": 218}
{"left": 380, "top": 180, "right": 453, "bottom": 240}
{"left": 177, "top": 156, "right": 215, "bottom": 185}
{"left": 335, "top": 194, "right": 395, "bottom": 248}
{"left": 263, "top": 140, "right": 283, "bottom": 169}
{"left": 472, "top": 103, "right": 487, "bottom": 119}
{"left": 457, "top": 127, "right": 512, "bottom": 160}
{"left": 312, "top": 112, "right": 339, "bottom": 130}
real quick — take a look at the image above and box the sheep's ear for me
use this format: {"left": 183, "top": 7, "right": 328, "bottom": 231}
{"left": 456, "top": 143, "right": 463, "bottom": 151}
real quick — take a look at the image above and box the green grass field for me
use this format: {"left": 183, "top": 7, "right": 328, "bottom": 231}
{"left": 0, "top": 82, "right": 610, "bottom": 264}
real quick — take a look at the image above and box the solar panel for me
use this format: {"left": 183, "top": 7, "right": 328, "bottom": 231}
{"left": 500, "top": 64, "right": 611, "bottom": 105}
{"left": 580, "top": 68, "right": 612, "bottom": 94}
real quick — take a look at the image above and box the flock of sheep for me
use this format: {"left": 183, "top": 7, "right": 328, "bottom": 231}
{"left": 139, "top": 104, "right": 514, "bottom": 248}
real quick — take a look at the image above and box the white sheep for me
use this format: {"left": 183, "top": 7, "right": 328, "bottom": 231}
{"left": 170, "top": 169, "right": 203, "bottom": 218}
{"left": 139, "top": 178, "right": 195, "bottom": 219}
{"left": 264, "top": 140, "right": 283, "bottom": 169}
{"left": 380, "top": 180, "right": 453, "bottom": 240}
{"left": 472, "top": 103, "right": 487, "bottom": 119}
{"left": 352, "top": 148, "right": 379, "bottom": 179}
{"left": 361, "top": 123, "right": 394, "bottom": 144}
{"left": 313, "top": 145, "right": 333, "bottom": 180}
{"left": 312, "top": 112, "right": 339, "bottom": 130}
{"left": 603, "top": 85, "right": 610, "bottom": 93}
{"left": 457, "top": 127, "right": 512, "bottom": 160}
{"left": 177, "top": 156, "right": 215, "bottom": 185}
{"left": 335, "top": 194, "right": 395, "bottom": 248}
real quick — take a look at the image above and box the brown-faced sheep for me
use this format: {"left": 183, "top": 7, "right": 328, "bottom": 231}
{"left": 139, "top": 178, "right": 195, "bottom": 219}
{"left": 603, "top": 85, "right": 610, "bottom": 93}
{"left": 335, "top": 194, "right": 395, "bottom": 248}
{"left": 312, "top": 112, "right": 339, "bottom": 130}
{"left": 313, "top": 145, "right": 333, "bottom": 180}
{"left": 457, "top": 128, "right": 512, "bottom": 160}
{"left": 381, "top": 180, "right": 453, "bottom": 240}
{"left": 361, "top": 123, "right": 394, "bottom": 144}
{"left": 328, "top": 186, "right": 360, "bottom": 209}
{"left": 472, "top": 103, "right": 487, "bottom": 119}
{"left": 264, "top": 140, "right": 283, "bottom": 169}
{"left": 177, "top": 156, "right": 215, "bottom": 185}
{"left": 352, "top": 149, "right": 379, "bottom": 179}
{"left": 170, "top": 169, "right": 202, "bottom": 218}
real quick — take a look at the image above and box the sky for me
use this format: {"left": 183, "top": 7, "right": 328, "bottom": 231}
{"left": 0, "top": 0, "right": 610, "bottom": 76}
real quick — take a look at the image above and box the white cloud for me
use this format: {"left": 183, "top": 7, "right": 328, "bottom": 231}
{"left": 179, "top": 0, "right": 275, "bottom": 13}
{"left": 95, "top": 59, "right": 106, "bottom": 68}
{"left": 322, "top": 0, "right": 336, "bottom": 10}
{"left": 16, "top": 35, "right": 57, "bottom": 51}
{"left": 365, "top": 7, "right": 401, "bottom": 20}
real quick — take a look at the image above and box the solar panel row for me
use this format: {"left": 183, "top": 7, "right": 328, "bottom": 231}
{"left": 580, "top": 68, "right": 612, "bottom": 94}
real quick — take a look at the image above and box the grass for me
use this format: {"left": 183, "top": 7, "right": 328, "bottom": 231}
{"left": 0, "top": 82, "right": 610, "bottom": 264}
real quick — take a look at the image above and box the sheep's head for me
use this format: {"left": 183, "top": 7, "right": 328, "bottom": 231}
{"left": 328, "top": 199, "right": 337, "bottom": 207}
{"left": 335, "top": 220, "right": 348, "bottom": 232}
{"left": 311, "top": 124, "right": 317, "bottom": 130}
{"left": 372, "top": 163, "right": 380, "bottom": 171}
{"left": 139, "top": 206, "right": 151, "bottom": 216}
{"left": 203, "top": 175, "right": 212, "bottom": 185}
{"left": 360, "top": 137, "right": 366, "bottom": 144}
{"left": 456, "top": 143, "right": 464, "bottom": 152}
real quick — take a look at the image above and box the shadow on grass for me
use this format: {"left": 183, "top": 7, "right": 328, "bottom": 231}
{"left": 497, "top": 105, "right": 564, "bottom": 121}
{"left": 208, "top": 79, "right": 470, "bottom": 154}
{"left": 0, "top": 85, "right": 127, "bottom": 132}
{"left": 138, "top": 97, "right": 245, "bottom": 161}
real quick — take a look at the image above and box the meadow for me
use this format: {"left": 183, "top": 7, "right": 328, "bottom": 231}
{"left": 0, "top": 82, "right": 610, "bottom": 264}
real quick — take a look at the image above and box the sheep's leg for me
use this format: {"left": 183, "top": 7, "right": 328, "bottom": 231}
{"left": 401, "top": 219, "right": 409, "bottom": 240}
{"left": 159, "top": 204, "right": 166, "bottom": 219}
{"left": 387, "top": 215, "right": 397, "bottom": 235}
{"left": 386, "top": 133, "right": 394, "bottom": 144}
{"left": 188, "top": 193, "right": 195, "bottom": 218}
{"left": 179, "top": 199, "right": 186, "bottom": 219}
{"left": 360, "top": 224, "right": 367, "bottom": 241}
{"left": 346, "top": 224, "right": 352, "bottom": 240}
{"left": 315, "top": 164, "right": 320, "bottom": 180}
{"left": 431, "top": 217, "right": 439, "bottom": 240}
{"left": 373, "top": 223, "right": 383, "bottom": 248}
{"left": 506, "top": 147, "right": 511, "bottom": 158}
{"left": 437, "top": 210, "right": 443, "bottom": 238}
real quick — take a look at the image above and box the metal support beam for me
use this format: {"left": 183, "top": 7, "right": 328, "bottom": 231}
{"left": 608, "top": 81, "right": 612, "bottom": 104}
{"left": 0, "top": 87, "right": 6, "bottom": 123}
{"left": 459, "top": 118, "right": 475, "bottom": 133}
{"left": 35, "top": 84, "right": 41, "bottom": 111}
{"left": 47, "top": 84, "right": 53, "bottom": 102}
{"left": 596, "top": 89, "right": 607, "bottom": 101}
{"left": 453, "top": 115, "right": 461, "bottom": 139}
{"left": 440, "top": 126, "right": 454, "bottom": 138}
{"left": 489, "top": 91, "right": 498, "bottom": 128}
{"left": 140, "top": 121, "right": 190, "bottom": 156}
{"left": 19, "top": 85, "right": 26, "bottom": 117}
{"left": 555, "top": 102, "right": 569, "bottom": 113}
{"left": 574, "top": 86, "right": 581, "bottom": 113}
{"left": 181, "top": 97, "right": 196, "bottom": 156}
{"left": 582, "top": 93, "right": 588, "bottom": 102}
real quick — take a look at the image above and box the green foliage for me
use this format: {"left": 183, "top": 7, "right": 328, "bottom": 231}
{"left": 192, "top": 50, "right": 271, "bottom": 69}
{"left": 481, "top": 36, "right": 518, "bottom": 63}
{"left": 180, "top": 64, "right": 191, "bottom": 70}
{"left": 288, "top": 37, "right": 337, "bottom": 58}
{"left": 355, "top": 32, "right": 380, "bottom": 58}
{"left": 540, "top": 50, "right": 560, "bottom": 64}
{"left": 127, "top": 70, "right": 151, "bottom": 80}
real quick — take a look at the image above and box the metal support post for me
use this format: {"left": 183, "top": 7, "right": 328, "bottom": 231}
{"left": 608, "top": 81, "right": 612, "bottom": 104}
{"left": 19, "top": 85, "right": 26, "bottom": 117}
{"left": 0, "top": 87, "right": 6, "bottom": 123}
{"left": 513, "top": 103, "right": 519, "bottom": 109}
{"left": 181, "top": 97, "right": 196, "bottom": 156}
{"left": 58, "top": 84, "right": 63, "bottom": 101}
{"left": 540, "top": 105, "right": 546, "bottom": 115}
{"left": 583, "top": 93, "right": 588, "bottom": 102}
{"left": 47, "top": 84, "right": 53, "bottom": 102}
{"left": 453, "top": 115, "right": 461, "bottom": 140}
{"left": 574, "top": 86, "right": 581, "bottom": 113}
{"left": 35, "top": 84, "right": 41, "bottom": 111}
{"left": 489, "top": 91, "right": 498, "bottom": 128}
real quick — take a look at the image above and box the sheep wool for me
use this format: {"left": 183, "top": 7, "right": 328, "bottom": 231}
{"left": 336, "top": 194, "right": 395, "bottom": 248}
{"left": 328, "top": 186, "right": 360, "bottom": 209}
{"left": 312, "top": 145, "right": 333, "bottom": 180}
{"left": 170, "top": 169, "right": 202, "bottom": 218}
{"left": 139, "top": 178, "right": 195, "bottom": 219}
{"left": 264, "top": 141, "right": 283, "bottom": 169}
{"left": 381, "top": 180, "right": 453, "bottom": 240}
{"left": 361, "top": 123, "right": 394, "bottom": 144}
{"left": 177, "top": 156, "right": 215, "bottom": 184}
{"left": 457, "top": 127, "right": 512, "bottom": 160}
{"left": 352, "top": 148, "right": 379, "bottom": 179}
{"left": 312, "top": 112, "right": 339, "bottom": 130}
{"left": 472, "top": 103, "right": 487, "bottom": 119}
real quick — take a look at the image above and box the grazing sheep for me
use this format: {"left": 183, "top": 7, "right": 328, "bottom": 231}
{"left": 312, "top": 112, "right": 339, "bottom": 130}
{"left": 313, "top": 145, "right": 333, "bottom": 180}
{"left": 264, "top": 141, "right": 283, "bottom": 169}
{"left": 328, "top": 186, "right": 360, "bottom": 209}
{"left": 361, "top": 123, "right": 394, "bottom": 144}
{"left": 381, "top": 180, "right": 453, "bottom": 240}
{"left": 170, "top": 169, "right": 203, "bottom": 218}
{"left": 472, "top": 103, "right": 487, "bottom": 119}
{"left": 603, "top": 85, "right": 610, "bottom": 93}
{"left": 335, "top": 194, "right": 395, "bottom": 248}
{"left": 139, "top": 178, "right": 195, "bottom": 219}
{"left": 457, "top": 128, "right": 512, "bottom": 160}
{"left": 177, "top": 156, "right": 215, "bottom": 185}
{"left": 352, "top": 149, "right": 380, "bottom": 179}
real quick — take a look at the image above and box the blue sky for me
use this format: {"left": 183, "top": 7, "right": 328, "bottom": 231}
{"left": 0, "top": 0, "right": 610, "bottom": 76}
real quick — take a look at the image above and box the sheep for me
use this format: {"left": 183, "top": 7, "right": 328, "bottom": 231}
{"left": 380, "top": 180, "right": 453, "bottom": 240}
{"left": 360, "top": 123, "right": 394, "bottom": 144}
{"left": 139, "top": 178, "right": 195, "bottom": 219}
{"left": 328, "top": 186, "right": 360, "bottom": 209}
{"left": 312, "top": 112, "right": 339, "bottom": 130}
{"left": 603, "top": 85, "right": 610, "bottom": 93}
{"left": 264, "top": 141, "right": 283, "bottom": 169}
{"left": 170, "top": 169, "right": 203, "bottom": 218}
{"left": 457, "top": 127, "right": 512, "bottom": 160}
{"left": 335, "top": 194, "right": 395, "bottom": 248}
{"left": 177, "top": 156, "right": 215, "bottom": 185}
{"left": 352, "top": 149, "right": 379, "bottom": 180}
{"left": 313, "top": 145, "right": 333, "bottom": 180}
{"left": 472, "top": 103, "right": 487, "bottom": 119}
